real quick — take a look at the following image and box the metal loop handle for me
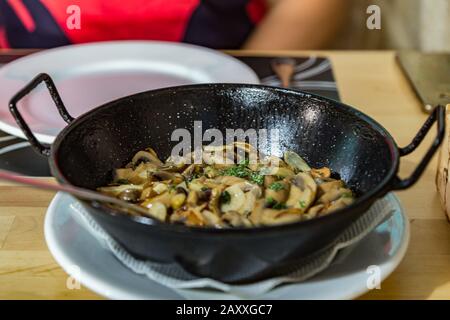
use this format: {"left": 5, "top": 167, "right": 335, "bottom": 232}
{"left": 392, "top": 105, "right": 445, "bottom": 190}
{"left": 9, "top": 73, "right": 73, "bottom": 156}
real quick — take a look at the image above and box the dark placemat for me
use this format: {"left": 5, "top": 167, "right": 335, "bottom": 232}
{"left": 0, "top": 54, "right": 339, "bottom": 177}
{"left": 237, "top": 56, "right": 339, "bottom": 101}
{"left": 0, "top": 136, "right": 50, "bottom": 176}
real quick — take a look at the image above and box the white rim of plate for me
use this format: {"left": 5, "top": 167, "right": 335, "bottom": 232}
{"left": 44, "top": 192, "right": 410, "bottom": 300}
{"left": 0, "top": 41, "right": 259, "bottom": 144}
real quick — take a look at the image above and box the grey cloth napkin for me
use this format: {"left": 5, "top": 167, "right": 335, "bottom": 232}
{"left": 69, "top": 195, "right": 395, "bottom": 298}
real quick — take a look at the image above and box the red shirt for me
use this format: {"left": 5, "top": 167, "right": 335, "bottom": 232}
{"left": 0, "top": 0, "right": 266, "bottom": 49}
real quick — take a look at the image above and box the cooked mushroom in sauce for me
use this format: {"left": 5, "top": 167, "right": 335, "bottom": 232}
{"left": 98, "top": 143, "right": 355, "bottom": 228}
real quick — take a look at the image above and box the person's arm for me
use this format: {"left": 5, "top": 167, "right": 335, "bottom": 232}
{"left": 244, "top": 0, "right": 349, "bottom": 50}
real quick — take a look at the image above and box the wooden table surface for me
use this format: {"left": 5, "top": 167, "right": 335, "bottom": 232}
{"left": 0, "top": 50, "right": 449, "bottom": 300}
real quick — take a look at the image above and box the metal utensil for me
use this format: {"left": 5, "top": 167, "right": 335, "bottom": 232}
{"left": 271, "top": 57, "right": 296, "bottom": 88}
{"left": 0, "top": 169, "right": 151, "bottom": 217}
{"left": 397, "top": 51, "right": 450, "bottom": 113}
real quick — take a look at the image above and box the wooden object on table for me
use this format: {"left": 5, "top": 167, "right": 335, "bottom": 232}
{"left": 397, "top": 52, "right": 450, "bottom": 113}
{"left": 436, "top": 104, "right": 450, "bottom": 222}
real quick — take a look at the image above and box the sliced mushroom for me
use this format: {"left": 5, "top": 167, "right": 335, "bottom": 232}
{"left": 203, "top": 144, "right": 235, "bottom": 168}
{"left": 260, "top": 166, "right": 294, "bottom": 178}
{"left": 284, "top": 150, "right": 311, "bottom": 172}
{"left": 198, "top": 188, "right": 212, "bottom": 202}
{"left": 170, "top": 193, "right": 186, "bottom": 210}
{"left": 152, "top": 170, "right": 182, "bottom": 183}
{"left": 222, "top": 211, "right": 253, "bottom": 227}
{"left": 117, "top": 189, "right": 140, "bottom": 203}
{"left": 140, "top": 186, "right": 157, "bottom": 201}
{"left": 152, "top": 182, "right": 168, "bottom": 195}
{"left": 203, "top": 149, "right": 230, "bottom": 167}
{"left": 100, "top": 144, "right": 356, "bottom": 227}
{"left": 175, "top": 181, "right": 189, "bottom": 194}
{"left": 265, "top": 180, "right": 290, "bottom": 204}
{"left": 97, "top": 184, "right": 142, "bottom": 197}
{"left": 220, "top": 184, "right": 246, "bottom": 212}
{"left": 234, "top": 141, "right": 258, "bottom": 155}
{"left": 200, "top": 210, "right": 224, "bottom": 228}
{"left": 114, "top": 168, "right": 133, "bottom": 183}
{"left": 159, "top": 160, "right": 187, "bottom": 172}
{"left": 323, "top": 196, "right": 354, "bottom": 214}
{"left": 125, "top": 162, "right": 157, "bottom": 184}
{"left": 318, "top": 187, "right": 352, "bottom": 204}
{"left": 202, "top": 179, "right": 222, "bottom": 190}
{"left": 208, "top": 186, "right": 226, "bottom": 216}
{"left": 204, "top": 166, "right": 220, "bottom": 178}
{"left": 285, "top": 172, "right": 317, "bottom": 212}
{"left": 165, "top": 152, "right": 194, "bottom": 169}
{"left": 247, "top": 161, "right": 259, "bottom": 172}
{"left": 248, "top": 199, "right": 266, "bottom": 225}
{"left": 215, "top": 175, "right": 247, "bottom": 186}
{"left": 144, "top": 201, "right": 167, "bottom": 221}
{"left": 317, "top": 180, "right": 344, "bottom": 196}
{"left": 264, "top": 175, "right": 277, "bottom": 188}
{"left": 131, "top": 150, "right": 163, "bottom": 167}
{"left": 260, "top": 155, "right": 288, "bottom": 168}
{"left": 188, "top": 179, "right": 207, "bottom": 192}
{"left": 239, "top": 190, "right": 257, "bottom": 216}
{"left": 305, "top": 204, "right": 325, "bottom": 219}
{"left": 186, "top": 190, "right": 199, "bottom": 206}
{"left": 260, "top": 208, "right": 303, "bottom": 225}
{"left": 170, "top": 204, "right": 207, "bottom": 227}
{"left": 181, "top": 164, "right": 198, "bottom": 177}
{"left": 239, "top": 181, "right": 262, "bottom": 194}
{"left": 220, "top": 182, "right": 261, "bottom": 214}
{"left": 140, "top": 191, "right": 172, "bottom": 208}
{"left": 310, "top": 167, "right": 331, "bottom": 179}
{"left": 145, "top": 147, "right": 159, "bottom": 158}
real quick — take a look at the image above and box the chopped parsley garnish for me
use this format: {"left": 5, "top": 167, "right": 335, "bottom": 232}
{"left": 273, "top": 202, "right": 287, "bottom": 210}
{"left": 299, "top": 200, "right": 306, "bottom": 208}
{"left": 249, "top": 172, "right": 264, "bottom": 185}
{"left": 265, "top": 197, "right": 276, "bottom": 207}
{"left": 220, "top": 159, "right": 264, "bottom": 185}
{"left": 220, "top": 191, "right": 231, "bottom": 204}
{"left": 265, "top": 197, "right": 287, "bottom": 209}
{"left": 342, "top": 192, "right": 353, "bottom": 198}
{"left": 221, "top": 165, "right": 249, "bottom": 178}
{"left": 238, "top": 158, "right": 250, "bottom": 166}
{"left": 269, "top": 182, "right": 284, "bottom": 191}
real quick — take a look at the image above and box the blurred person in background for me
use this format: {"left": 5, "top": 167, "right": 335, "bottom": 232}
{"left": 0, "top": 0, "right": 347, "bottom": 50}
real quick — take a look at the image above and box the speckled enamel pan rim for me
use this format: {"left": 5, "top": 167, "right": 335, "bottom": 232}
{"left": 49, "top": 83, "right": 400, "bottom": 235}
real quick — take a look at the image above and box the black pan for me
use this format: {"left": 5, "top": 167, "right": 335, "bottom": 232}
{"left": 9, "top": 73, "right": 444, "bottom": 283}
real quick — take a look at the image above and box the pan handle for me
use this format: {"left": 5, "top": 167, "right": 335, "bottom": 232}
{"left": 9, "top": 73, "right": 74, "bottom": 157}
{"left": 391, "top": 105, "right": 445, "bottom": 190}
